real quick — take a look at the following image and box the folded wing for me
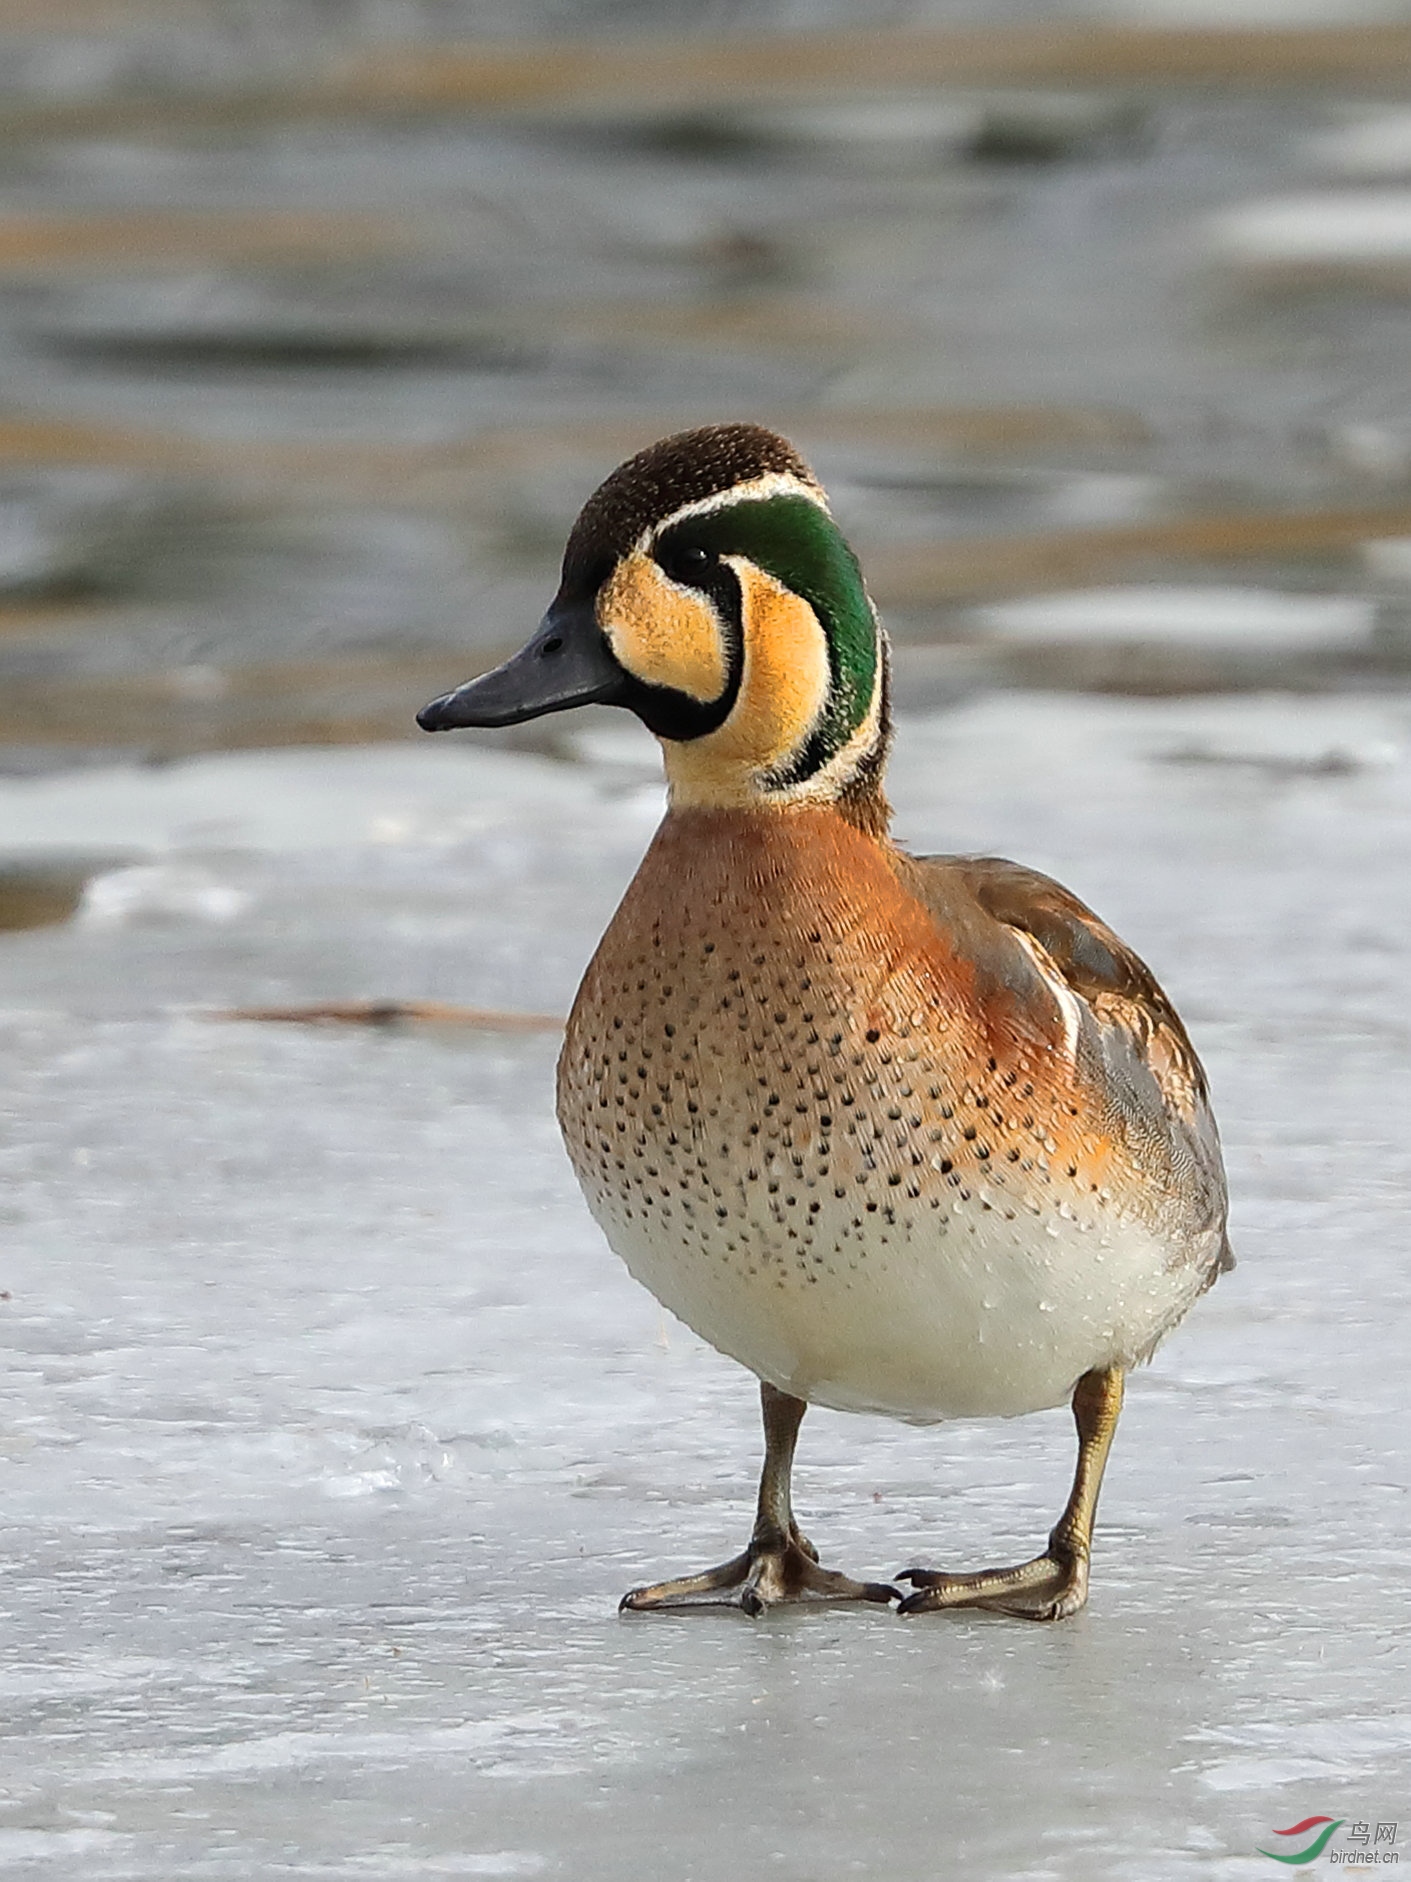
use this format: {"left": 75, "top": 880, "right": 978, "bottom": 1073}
{"left": 905, "top": 851, "right": 1233, "bottom": 1281}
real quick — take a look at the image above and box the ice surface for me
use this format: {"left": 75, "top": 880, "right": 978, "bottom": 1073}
{"left": 1210, "top": 190, "right": 1411, "bottom": 276}
{"left": 1, "top": 694, "right": 1409, "bottom": 1881}
{"left": 1310, "top": 109, "right": 1411, "bottom": 181}
{"left": 971, "top": 587, "right": 1376, "bottom": 651}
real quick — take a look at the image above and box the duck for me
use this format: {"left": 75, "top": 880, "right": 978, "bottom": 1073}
{"left": 417, "top": 423, "right": 1231, "bottom": 1620}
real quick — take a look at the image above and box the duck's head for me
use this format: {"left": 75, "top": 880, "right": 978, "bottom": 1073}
{"left": 418, "top": 424, "right": 890, "bottom": 831}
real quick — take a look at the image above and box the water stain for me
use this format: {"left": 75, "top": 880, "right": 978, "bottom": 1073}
{"left": 323, "top": 26, "right": 1411, "bottom": 116}
{"left": 0, "top": 213, "right": 407, "bottom": 275}
{"left": 0, "top": 406, "right": 1148, "bottom": 487}
{"left": 0, "top": 654, "right": 472, "bottom": 759}
{"left": 3, "top": 23, "right": 1409, "bottom": 147}
{"left": 868, "top": 501, "right": 1411, "bottom": 605}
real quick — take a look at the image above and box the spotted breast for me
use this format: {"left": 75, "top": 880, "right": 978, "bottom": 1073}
{"left": 559, "top": 805, "right": 1225, "bottom": 1426}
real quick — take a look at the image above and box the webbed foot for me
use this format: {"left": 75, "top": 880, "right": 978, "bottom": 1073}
{"left": 895, "top": 1538, "right": 1089, "bottom": 1621}
{"left": 622, "top": 1522, "right": 897, "bottom": 1615}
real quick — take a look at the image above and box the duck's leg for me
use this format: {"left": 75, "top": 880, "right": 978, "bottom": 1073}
{"left": 620, "top": 1381, "right": 898, "bottom": 1615}
{"left": 897, "top": 1367, "right": 1125, "bottom": 1621}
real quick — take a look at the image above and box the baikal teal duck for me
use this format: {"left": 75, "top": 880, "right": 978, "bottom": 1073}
{"left": 419, "top": 423, "right": 1231, "bottom": 1621}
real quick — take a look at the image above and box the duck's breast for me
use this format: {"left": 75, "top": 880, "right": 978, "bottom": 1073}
{"left": 557, "top": 808, "right": 1222, "bottom": 1420}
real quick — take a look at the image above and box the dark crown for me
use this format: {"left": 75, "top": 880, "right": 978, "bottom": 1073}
{"left": 561, "top": 424, "right": 821, "bottom": 590}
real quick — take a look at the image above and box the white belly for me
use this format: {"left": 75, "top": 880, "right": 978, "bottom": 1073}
{"left": 579, "top": 1170, "right": 1212, "bottom": 1423}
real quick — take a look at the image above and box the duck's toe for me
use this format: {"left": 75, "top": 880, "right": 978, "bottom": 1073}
{"left": 895, "top": 1543, "right": 1089, "bottom": 1622}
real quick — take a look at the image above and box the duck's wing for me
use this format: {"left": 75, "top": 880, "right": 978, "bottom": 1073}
{"left": 905, "top": 851, "right": 1233, "bottom": 1274}
{"left": 944, "top": 855, "right": 1209, "bottom": 1103}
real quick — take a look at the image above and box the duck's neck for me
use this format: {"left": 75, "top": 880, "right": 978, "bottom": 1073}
{"left": 662, "top": 759, "right": 891, "bottom": 840}
{"left": 659, "top": 665, "right": 893, "bottom": 839}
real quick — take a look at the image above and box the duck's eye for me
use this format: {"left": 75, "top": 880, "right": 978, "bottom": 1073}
{"left": 658, "top": 540, "right": 714, "bottom": 585}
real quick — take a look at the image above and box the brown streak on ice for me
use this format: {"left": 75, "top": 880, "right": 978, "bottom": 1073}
{"left": 212, "top": 1000, "right": 563, "bottom": 1031}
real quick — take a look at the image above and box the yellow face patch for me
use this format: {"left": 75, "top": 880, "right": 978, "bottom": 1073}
{"left": 664, "top": 562, "right": 830, "bottom": 807}
{"left": 597, "top": 551, "right": 729, "bottom": 705}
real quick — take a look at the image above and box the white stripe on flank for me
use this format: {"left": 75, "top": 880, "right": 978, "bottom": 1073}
{"left": 1010, "top": 928, "right": 1085, "bottom": 1064}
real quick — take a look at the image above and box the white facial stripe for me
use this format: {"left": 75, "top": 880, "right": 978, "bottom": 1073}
{"left": 633, "top": 471, "right": 830, "bottom": 555}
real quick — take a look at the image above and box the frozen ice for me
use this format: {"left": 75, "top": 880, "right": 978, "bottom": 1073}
{"left": 970, "top": 587, "right": 1376, "bottom": 651}
{"left": 1210, "top": 190, "right": 1411, "bottom": 276}
{"left": 0, "top": 693, "right": 1408, "bottom": 1880}
{"left": 77, "top": 863, "right": 253, "bottom": 929}
{"left": 1310, "top": 109, "right": 1411, "bottom": 181}
{"left": 1363, "top": 537, "right": 1411, "bottom": 584}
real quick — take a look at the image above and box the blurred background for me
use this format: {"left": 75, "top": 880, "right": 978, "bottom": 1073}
{"left": 2, "top": 6, "right": 1410, "bottom": 1880}
{"left": 0, "top": 0, "right": 1410, "bottom": 799}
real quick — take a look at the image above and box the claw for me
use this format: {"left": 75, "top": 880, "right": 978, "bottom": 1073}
{"left": 896, "top": 1589, "right": 937, "bottom": 1617}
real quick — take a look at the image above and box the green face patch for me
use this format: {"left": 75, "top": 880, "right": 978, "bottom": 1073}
{"left": 655, "top": 494, "right": 878, "bottom": 784}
